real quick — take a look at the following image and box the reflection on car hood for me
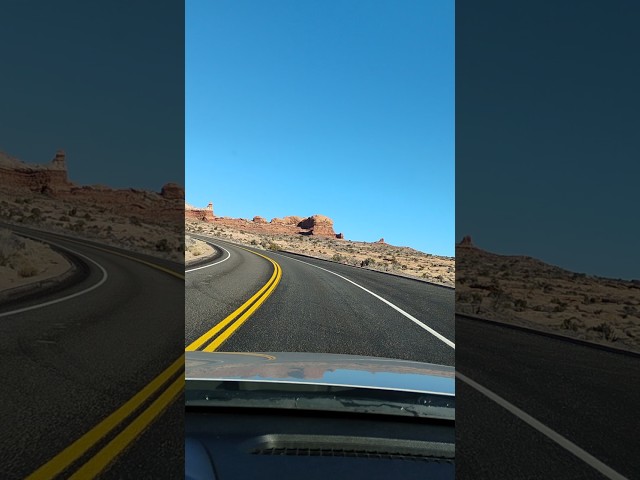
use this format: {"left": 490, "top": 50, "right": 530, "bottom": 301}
{"left": 186, "top": 351, "right": 454, "bottom": 396}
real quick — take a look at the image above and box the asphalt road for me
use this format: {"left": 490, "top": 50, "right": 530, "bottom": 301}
{"left": 0, "top": 224, "right": 184, "bottom": 479}
{"left": 456, "top": 315, "right": 640, "bottom": 480}
{"left": 185, "top": 236, "right": 455, "bottom": 366}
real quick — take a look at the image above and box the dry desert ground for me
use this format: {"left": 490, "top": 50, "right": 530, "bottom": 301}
{"left": 456, "top": 241, "right": 640, "bottom": 352}
{"left": 186, "top": 219, "right": 454, "bottom": 287}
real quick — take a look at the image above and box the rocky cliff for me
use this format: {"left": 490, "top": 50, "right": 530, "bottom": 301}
{"left": 185, "top": 202, "right": 215, "bottom": 222}
{"left": 0, "top": 150, "right": 72, "bottom": 194}
{"left": 0, "top": 150, "right": 184, "bottom": 224}
{"left": 185, "top": 203, "right": 343, "bottom": 239}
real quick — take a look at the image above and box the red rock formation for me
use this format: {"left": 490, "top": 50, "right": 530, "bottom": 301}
{"left": 459, "top": 235, "right": 474, "bottom": 246}
{"left": 161, "top": 183, "right": 184, "bottom": 200}
{"left": 336, "top": 232, "right": 344, "bottom": 239}
{"left": 297, "top": 214, "right": 336, "bottom": 237}
{"left": 190, "top": 209, "right": 343, "bottom": 239}
{"left": 0, "top": 150, "right": 72, "bottom": 194}
{"left": 51, "top": 149, "right": 66, "bottom": 169}
{"left": 376, "top": 238, "right": 385, "bottom": 244}
{"left": 185, "top": 202, "right": 214, "bottom": 222}
{"left": 0, "top": 150, "right": 184, "bottom": 224}
{"left": 283, "top": 216, "right": 303, "bottom": 225}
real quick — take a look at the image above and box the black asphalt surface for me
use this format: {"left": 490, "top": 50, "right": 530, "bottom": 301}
{"left": 185, "top": 236, "right": 455, "bottom": 366}
{"left": 0, "top": 225, "right": 184, "bottom": 479}
{"left": 456, "top": 315, "right": 640, "bottom": 479}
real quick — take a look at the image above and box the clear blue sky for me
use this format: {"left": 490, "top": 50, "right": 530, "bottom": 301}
{"left": 1, "top": 1, "right": 183, "bottom": 191}
{"left": 457, "top": 1, "right": 640, "bottom": 280}
{"left": 186, "top": 0, "right": 454, "bottom": 256}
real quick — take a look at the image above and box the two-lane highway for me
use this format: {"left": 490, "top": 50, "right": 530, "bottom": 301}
{"left": 0, "top": 225, "right": 184, "bottom": 479}
{"left": 185, "top": 236, "right": 454, "bottom": 366}
{"left": 456, "top": 315, "right": 640, "bottom": 479}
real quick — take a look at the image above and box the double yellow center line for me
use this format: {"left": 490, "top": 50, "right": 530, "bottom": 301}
{"left": 27, "top": 241, "right": 280, "bottom": 478}
{"left": 186, "top": 246, "right": 282, "bottom": 352}
{"left": 26, "top": 357, "right": 184, "bottom": 479}
{"left": 25, "top": 239, "right": 185, "bottom": 479}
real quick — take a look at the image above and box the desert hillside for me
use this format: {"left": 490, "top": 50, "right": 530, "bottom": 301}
{"left": 456, "top": 236, "right": 640, "bottom": 352}
{"left": 0, "top": 150, "right": 184, "bottom": 262}
{"left": 0, "top": 228, "right": 70, "bottom": 293}
{"left": 185, "top": 235, "right": 215, "bottom": 265}
{"left": 185, "top": 205, "right": 454, "bottom": 287}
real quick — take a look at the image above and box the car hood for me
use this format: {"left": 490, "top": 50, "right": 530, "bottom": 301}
{"left": 186, "top": 351, "right": 454, "bottom": 396}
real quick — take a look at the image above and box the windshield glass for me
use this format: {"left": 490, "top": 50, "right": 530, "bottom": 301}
{"left": 185, "top": 0, "right": 455, "bottom": 413}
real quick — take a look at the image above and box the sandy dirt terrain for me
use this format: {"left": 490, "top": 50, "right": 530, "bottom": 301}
{"left": 0, "top": 196, "right": 183, "bottom": 263}
{"left": 185, "top": 235, "right": 215, "bottom": 265}
{"left": 0, "top": 228, "right": 71, "bottom": 293}
{"left": 186, "top": 219, "right": 454, "bottom": 287}
{"left": 0, "top": 150, "right": 184, "bottom": 264}
{"left": 456, "top": 239, "right": 640, "bottom": 352}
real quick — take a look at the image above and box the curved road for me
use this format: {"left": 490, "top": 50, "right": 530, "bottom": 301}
{"left": 0, "top": 225, "right": 184, "bottom": 480}
{"left": 456, "top": 315, "right": 640, "bottom": 480}
{"left": 185, "top": 235, "right": 455, "bottom": 366}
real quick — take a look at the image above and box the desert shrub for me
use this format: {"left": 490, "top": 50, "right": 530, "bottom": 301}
{"left": 16, "top": 259, "right": 39, "bottom": 278}
{"left": 514, "top": 299, "right": 528, "bottom": 311}
{"left": 332, "top": 253, "right": 344, "bottom": 262}
{"left": 155, "top": 238, "right": 171, "bottom": 252}
{"left": 70, "top": 220, "right": 85, "bottom": 232}
{"left": 593, "top": 322, "right": 618, "bottom": 341}
{"left": 489, "top": 291, "right": 512, "bottom": 312}
{"left": 0, "top": 230, "right": 22, "bottom": 265}
{"left": 250, "top": 239, "right": 258, "bottom": 245}
{"left": 457, "top": 292, "right": 473, "bottom": 303}
{"left": 562, "top": 317, "right": 580, "bottom": 331}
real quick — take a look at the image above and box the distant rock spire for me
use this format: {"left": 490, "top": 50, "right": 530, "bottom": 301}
{"left": 459, "top": 235, "right": 473, "bottom": 246}
{"left": 51, "top": 149, "right": 66, "bottom": 170}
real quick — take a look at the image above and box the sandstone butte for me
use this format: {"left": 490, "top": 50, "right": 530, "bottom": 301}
{"left": 0, "top": 150, "right": 184, "bottom": 223}
{"left": 185, "top": 202, "right": 214, "bottom": 222}
{"left": 185, "top": 202, "right": 344, "bottom": 239}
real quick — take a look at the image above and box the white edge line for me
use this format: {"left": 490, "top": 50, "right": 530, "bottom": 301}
{"left": 0, "top": 238, "right": 109, "bottom": 318}
{"left": 185, "top": 242, "right": 231, "bottom": 273}
{"left": 270, "top": 251, "right": 456, "bottom": 349}
{"left": 456, "top": 372, "right": 629, "bottom": 480}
